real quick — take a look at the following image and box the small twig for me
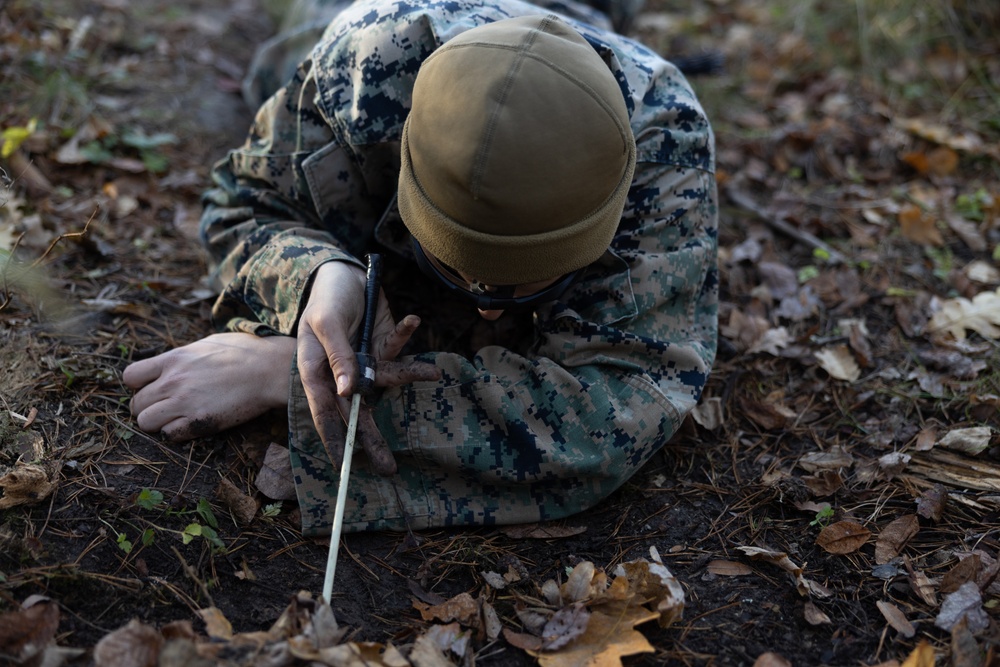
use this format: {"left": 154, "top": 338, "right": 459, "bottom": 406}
{"left": 30, "top": 207, "right": 98, "bottom": 268}
{"left": 725, "top": 184, "right": 848, "bottom": 264}
{"left": 171, "top": 545, "right": 215, "bottom": 608}
{"left": 148, "top": 575, "right": 201, "bottom": 614}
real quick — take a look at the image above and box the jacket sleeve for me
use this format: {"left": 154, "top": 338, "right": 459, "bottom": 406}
{"left": 199, "top": 60, "right": 367, "bottom": 336}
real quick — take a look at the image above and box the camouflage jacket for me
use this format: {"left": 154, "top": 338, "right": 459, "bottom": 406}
{"left": 200, "top": 0, "right": 718, "bottom": 535}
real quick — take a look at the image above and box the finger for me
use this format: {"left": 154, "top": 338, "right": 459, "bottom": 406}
{"left": 129, "top": 374, "right": 177, "bottom": 416}
{"left": 160, "top": 416, "right": 220, "bottom": 443}
{"left": 357, "top": 405, "right": 397, "bottom": 476}
{"left": 375, "top": 359, "right": 441, "bottom": 387}
{"left": 122, "top": 355, "right": 164, "bottom": 389}
{"left": 134, "top": 399, "right": 179, "bottom": 434}
{"left": 303, "top": 261, "right": 366, "bottom": 396}
{"left": 299, "top": 333, "right": 347, "bottom": 467}
{"left": 377, "top": 313, "right": 422, "bottom": 361}
{"left": 333, "top": 395, "right": 396, "bottom": 476}
{"left": 311, "top": 319, "right": 359, "bottom": 398}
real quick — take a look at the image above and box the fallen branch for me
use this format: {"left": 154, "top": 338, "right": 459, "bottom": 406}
{"left": 1, "top": 209, "right": 99, "bottom": 314}
{"left": 725, "top": 183, "right": 848, "bottom": 264}
{"left": 905, "top": 449, "right": 1000, "bottom": 495}
{"left": 30, "top": 207, "right": 98, "bottom": 269}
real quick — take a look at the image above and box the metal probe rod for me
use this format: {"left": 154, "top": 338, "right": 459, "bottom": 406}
{"left": 322, "top": 253, "right": 382, "bottom": 603}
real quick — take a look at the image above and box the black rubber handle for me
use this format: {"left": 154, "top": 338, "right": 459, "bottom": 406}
{"left": 356, "top": 253, "right": 382, "bottom": 397}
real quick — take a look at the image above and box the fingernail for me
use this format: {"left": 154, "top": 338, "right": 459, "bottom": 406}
{"left": 336, "top": 374, "right": 349, "bottom": 395}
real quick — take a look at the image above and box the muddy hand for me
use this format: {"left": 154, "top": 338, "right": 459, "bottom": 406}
{"left": 330, "top": 316, "right": 440, "bottom": 475}
{"left": 297, "top": 261, "right": 440, "bottom": 476}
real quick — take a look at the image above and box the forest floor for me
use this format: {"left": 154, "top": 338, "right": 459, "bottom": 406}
{"left": 2, "top": 0, "right": 1000, "bottom": 666}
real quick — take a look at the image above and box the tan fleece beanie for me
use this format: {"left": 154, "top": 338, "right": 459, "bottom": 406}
{"left": 397, "top": 14, "right": 636, "bottom": 285}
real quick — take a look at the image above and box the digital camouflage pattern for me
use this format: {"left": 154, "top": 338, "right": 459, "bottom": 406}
{"left": 200, "top": 0, "right": 718, "bottom": 535}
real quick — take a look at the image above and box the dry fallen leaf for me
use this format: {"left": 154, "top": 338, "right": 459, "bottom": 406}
{"left": 815, "top": 520, "right": 871, "bottom": 555}
{"left": 913, "top": 427, "right": 937, "bottom": 451}
{"left": 254, "top": 443, "right": 297, "bottom": 500}
{"left": 508, "top": 551, "right": 684, "bottom": 666}
{"left": 481, "top": 571, "right": 507, "bottom": 590}
{"left": 802, "top": 470, "right": 842, "bottom": 497}
{"left": 534, "top": 607, "right": 658, "bottom": 667}
{"left": 482, "top": 601, "right": 502, "bottom": 642}
{"left": 876, "top": 600, "right": 915, "bottom": 638}
{"left": 0, "top": 596, "right": 61, "bottom": 663}
{"left": 941, "top": 554, "right": 980, "bottom": 594}
{"left": 875, "top": 515, "right": 919, "bottom": 564}
{"left": 949, "top": 215, "right": 988, "bottom": 252}
{"left": 898, "top": 203, "right": 944, "bottom": 246}
{"left": 906, "top": 566, "right": 938, "bottom": 607}
{"left": 739, "top": 396, "right": 794, "bottom": 430}
{"left": 410, "top": 623, "right": 467, "bottom": 664}
{"left": 814, "top": 344, "right": 861, "bottom": 382}
{"left": 93, "top": 619, "right": 163, "bottom": 667}
{"left": 753, "top": 652, "right": 792, "bottom": 667}
{"left": 758, "top": 261, "right": 799, "bottom": 299}
{"left": 959, "top": 549, "right": 1000, "bottom": 595}
{"left": 562, "top": 561, "right": 598, "bottom": 603}
{"left": 803, "top": 601, "right": 831, "bottom": 625}
{"left": 610, "top": 548, "right": 686, "bottom": 627}
{"left": 691, "top": 397, "right": 724, "bottom": 430}
{"left": 934, "top": 581, "right": 989, "bottom": 632}
{"left": 937, "top": 426, "right": 994, "bottom": 455}
{"left": 929, "top": 287, "right": 1000, "bottom": 341}
{"left": 896, "top": 117, "right": 999, "bottom": 159}
{"left": 797, "top": 445, "right": 854, "bottom": 473}
{"left": 842, "top": 318, "right": 873, "bottom": 367}
{"left": 900, "top": 150, "right": 930, "bottom": 175}
{"left": 720, "top": 308, "right": 772, "bottom": 353}
{"left": 541, "top": 602, "right": 590, "bottom": 650}
{"left": 927, "top": 146, "right": 959, "bottom": 176}
{"left": 748, "top": 327, "right": 791, "bottom": 356}
{"left": 736, "top": 546, "right": 812, "bottom": 597}
{"left": 197, "top": 607, "right": 234, "bottom": 641}
{"left": 878, "top": 452, "right": 911, "bottom": 479}
{"left": 899, "top": 640, "right": 935, "bottom": 667}
{"left": 706, "top": 560, "right": 753, "bottom": 576}
{"left": 950, "top": 617, "right": 982, "bottom": 667}
{"left": 916, "top": 485, "right": 947, "bottom": 521}
{"left": 963, "top": 259, "right": 1000, "bottom": 284}
{"left": 215, "top": 478, "right": 258, "bottom": 526}
{"left": 414, "top": 592, "right": 479, "bottom": 626}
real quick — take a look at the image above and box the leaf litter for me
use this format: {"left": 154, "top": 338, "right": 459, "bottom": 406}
{"left": 2, "top": 0, "right": 1000, "bottom": 665}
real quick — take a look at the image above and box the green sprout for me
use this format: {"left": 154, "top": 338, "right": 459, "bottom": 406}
{"left": 196, "top": 498, "right": 218, "bottom": 529}
{"left": 810, "top": 506, "right": 835, "bottom": 527}
{"left": 182, "top": 522, "right": 225, "bottom": 552}
{"left": 116, "top": 532, "right": 133, "bottom": 554}
{"left": 136, "top": 488, "right": 164, "bottom": 510}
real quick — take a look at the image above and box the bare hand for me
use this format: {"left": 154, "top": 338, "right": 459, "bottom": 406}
{"left": 123, "top": 333, "right": 296, "bottom": 441}
{"left": 296, "top": 261, "right": 439, "bottom": 475}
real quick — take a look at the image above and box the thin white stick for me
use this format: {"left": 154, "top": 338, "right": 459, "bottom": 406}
{"left": 322, "top": 392, "right": 361, "bottom": 603}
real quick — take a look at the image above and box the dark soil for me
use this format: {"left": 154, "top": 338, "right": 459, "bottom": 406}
{"left": 2, "top": 0, "right": 1000, "bottom": 666}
